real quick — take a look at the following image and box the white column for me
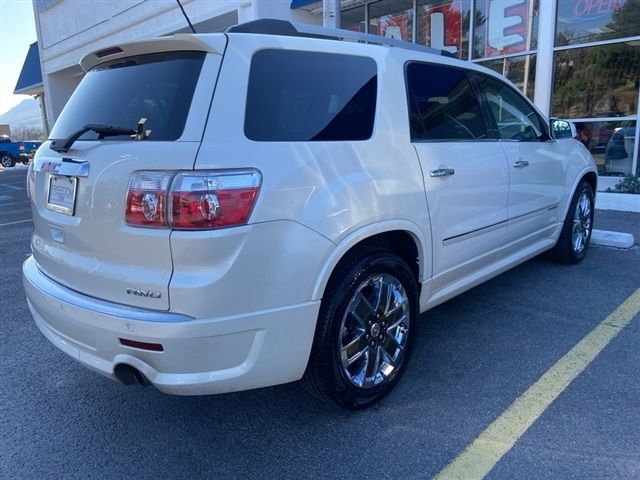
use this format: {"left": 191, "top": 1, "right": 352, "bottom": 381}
{"left": 634, "top": 87, "right": 640, "bottom": 175}
{"left": 37, "top": 93, "right": 49, "bottom": 137}
{"left": 323, "top": 0, "right": 341, "bottom": 28}
{"left": 533, "top": 0, "right": 556, "bottom": 118}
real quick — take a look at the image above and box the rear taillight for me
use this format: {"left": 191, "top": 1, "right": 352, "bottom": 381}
{"left": 19, "top": 143, "right": 25, "bottom": 152}
{"left": 125, "top": 172, "right": 172, "bottom": 227}
{"left": 169, "top": 171, "right": 261, "bottom": 229}
{"left": 125, "top": 170, "right": 261, "bottom": 230}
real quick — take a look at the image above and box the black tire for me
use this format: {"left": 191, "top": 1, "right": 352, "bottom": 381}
{"left": 301, "top": 246, "right": 419, "bottom": 409}
{"left": 1, "top": 154, "right": 15, "bottom": 168}
{"left": 550, "top": 180, "right": 594, "bottom": 264}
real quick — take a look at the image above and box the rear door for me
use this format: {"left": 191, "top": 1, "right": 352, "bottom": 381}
{"left": 29, "top": 45, "right": 223, "bottom": 310}
{"left": 407, "top": 62, "right": 509, "bottom": 290}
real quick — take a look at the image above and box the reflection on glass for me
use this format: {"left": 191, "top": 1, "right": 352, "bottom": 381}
{"left": 478, "top": 54, "right": 536, "bottom": 100}
{"left": 416, "top": 0, "right": 471, "bottom": 59}
{"left": 572, "top": 121, "right": 637, "bottom": 175}
{"left": 369, "top": 0, "right": 414, "bottom": 42}
{"left": 553, "top": 43, "right": 640, "bottom": 118}
{"left": 555, "top": 0, "right": 640, "bottom": 46}
{"left": 473, "top": 0, "right": 539, "bottom": 59}
{"left": 342, "top": 5, "right": 366, "bottom": 33}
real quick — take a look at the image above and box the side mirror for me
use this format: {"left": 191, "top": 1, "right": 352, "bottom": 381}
{"left": 551, "top": 119, "right": 577, "bottom": 139}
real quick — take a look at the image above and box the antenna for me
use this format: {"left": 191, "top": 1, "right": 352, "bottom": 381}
{"left": 175, "top": 0, "right": 196, "bottom": 34}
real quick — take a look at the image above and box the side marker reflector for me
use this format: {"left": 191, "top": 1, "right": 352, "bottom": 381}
{"left": 119, "top": 338, "right": 164, "bottom": 352}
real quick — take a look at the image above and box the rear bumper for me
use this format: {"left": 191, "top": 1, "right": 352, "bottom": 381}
{"left": 23, "top": 256, "right": 320, "bottom": 395}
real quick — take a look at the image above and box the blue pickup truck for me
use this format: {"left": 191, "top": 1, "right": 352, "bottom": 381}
{"left": 0, "top": 135, "right": 42, "bottom": 168}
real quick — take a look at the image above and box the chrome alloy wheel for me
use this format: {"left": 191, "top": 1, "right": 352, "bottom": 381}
{"left": 572, "top": 191, "right": 592, "bottom": 254}
{"left": 338, "top": 274, "right": 410, "bottom": 389}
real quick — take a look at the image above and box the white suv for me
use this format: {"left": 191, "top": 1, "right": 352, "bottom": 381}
{"left": 23, "top": 20, "right": 597, "bottom": 409}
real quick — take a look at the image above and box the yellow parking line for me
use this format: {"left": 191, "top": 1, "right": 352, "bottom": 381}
{"left": 0, "top": 219, "right": 32, "bottom": 227}
{"left": 435, "top": 288, "right": 640, "bottom": 480}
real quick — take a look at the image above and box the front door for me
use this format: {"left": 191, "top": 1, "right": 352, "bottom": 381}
{"left": 473, "top": 74, "right": 566, "bottom": 250}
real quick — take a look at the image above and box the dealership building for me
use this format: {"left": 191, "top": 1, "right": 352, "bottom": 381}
{"left": 17, "top": 0, "right": 640, "bottom": 178}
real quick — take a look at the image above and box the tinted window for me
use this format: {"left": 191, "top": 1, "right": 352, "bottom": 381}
{"left": 406, "top": 63, "right": 487, "bottom": 141}
{"left": 245, "top": 50, "right": 377, "bottom": 141}
{"left": 475, "top": 75, "right": 545, "bottom": 141}
{"left": 50, "top": 51, "right": 205, "bottom": 142}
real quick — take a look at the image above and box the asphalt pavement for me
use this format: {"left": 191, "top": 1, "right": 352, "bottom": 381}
{"left": 1, "top": 166, "right": 639, "bottom": 479}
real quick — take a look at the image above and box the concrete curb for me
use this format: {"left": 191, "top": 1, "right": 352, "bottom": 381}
{"left": 591, "top": 229, "right": 635, "bottom": 249}
{"left": 595, "top": 192, "right": 640, "bottom": 213}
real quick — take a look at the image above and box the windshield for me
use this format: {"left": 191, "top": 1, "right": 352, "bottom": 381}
{"left": 49, "top": 51, "right": 205, "bottom": 142}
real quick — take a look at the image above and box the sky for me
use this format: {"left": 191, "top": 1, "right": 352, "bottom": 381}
{"left": 0, "top": 0, "right": 37, "bottom": 116}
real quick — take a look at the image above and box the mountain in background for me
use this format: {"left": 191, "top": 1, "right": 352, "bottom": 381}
{"left": 0, "top": 99, "right": 42, "bottom": 134}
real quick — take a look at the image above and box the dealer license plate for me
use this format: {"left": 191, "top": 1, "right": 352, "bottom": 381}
{"left": 45, "top": 175, "right": 77, "bottom": 216}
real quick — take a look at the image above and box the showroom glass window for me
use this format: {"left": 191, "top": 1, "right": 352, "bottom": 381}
{"left": 342, "top": 5, "right": 366, "bottom": 32}
{"left": 472, "top": 0, "right": 539, "bottom": 105}
{"left": 551, "top": 0, "right": 640, "bottom": 175}
{"left": 478, "top": 54, "right": 537, "bottom": 101}
{"left": 416, "top": 0, "right": 471, "bottom": 60}
{"left": 573, "top": 121, "right": 638, "bottom": 175}
{"left": 473, "top": 0, "right": 539, "bottom": 59}
{"left": 369, "top": 0, "right": 415, "bottom": 42}
{"left": 553, "top": 43, "right": 640, "bottom": 119}
{"left": 555, "top": 0, "right": 640, "bottom": 46}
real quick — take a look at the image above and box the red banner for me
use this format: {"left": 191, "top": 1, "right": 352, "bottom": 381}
{"left": 377, "top": 11, "right": 411, "bottom": 41}
{"left": 422, "top": 1, "right": 463, "bottom": 57}
{"left": 484, "top": 0, "right": 531, "bottom": 57}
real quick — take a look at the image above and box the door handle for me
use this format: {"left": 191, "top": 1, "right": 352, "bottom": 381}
{"left": 430, "top": 168, "right": 455, "bottom": 177}
{"left": 513, "top": 159, "right": 529, "bottom": 168}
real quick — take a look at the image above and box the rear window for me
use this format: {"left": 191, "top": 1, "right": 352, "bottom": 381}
{"left": 49, "top": 51, "right": 205, "bottom": 142}
{"left": 245, "top": 50, "right": 377, "bottom": 141}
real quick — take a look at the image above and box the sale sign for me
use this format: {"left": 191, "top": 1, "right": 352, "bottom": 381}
{"left": 484, "top": 0, "right": 531, "bottom": 57}
{"left": 422, "top": 1, "right": 463, "bottom": 57}
{"left": 378, "top": 11, "right": 411, "bottom": 41}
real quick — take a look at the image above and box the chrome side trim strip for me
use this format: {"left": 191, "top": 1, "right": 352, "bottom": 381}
{"left": 443, "top": 219, "right": 507, "bottom": 246}
{"left": 509, "top": 203, "right": 560, "bottom": 225}
{"left": 23, "top": 257, "right": 193, "bottom": 323}
{"left": 442, "top": 203, "right": 559, "bottom": 246}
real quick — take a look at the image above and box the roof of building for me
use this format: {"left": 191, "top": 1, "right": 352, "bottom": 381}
{"left": 14, "top": 42, "right": 43, "bottom": 95}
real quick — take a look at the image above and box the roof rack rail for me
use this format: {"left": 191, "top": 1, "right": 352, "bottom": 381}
{"left": 226, "top": 19, "right": 454, "bottom": 58}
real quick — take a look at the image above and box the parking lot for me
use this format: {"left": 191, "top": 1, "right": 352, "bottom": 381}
{"left": 1, "top": 165, "right": 638, "bottom": 479}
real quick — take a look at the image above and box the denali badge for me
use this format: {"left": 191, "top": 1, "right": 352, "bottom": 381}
{"left": 126, "top": 288, "right": 161, "bottom": 299}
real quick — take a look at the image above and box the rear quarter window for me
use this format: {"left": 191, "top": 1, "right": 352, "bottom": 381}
{"left": 49, "top": 51, "right": 205, "bottom": 142}
{"left": 244, "top": 50, "right": 377, "bottom": 141}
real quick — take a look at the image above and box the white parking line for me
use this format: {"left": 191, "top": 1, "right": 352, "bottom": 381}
{"left": 435, "top": 288, "right": 640, "bottom": 480}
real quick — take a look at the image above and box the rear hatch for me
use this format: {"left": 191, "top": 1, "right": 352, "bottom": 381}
{"left": 29, "top": 35, "right": 225, "bottom": 310}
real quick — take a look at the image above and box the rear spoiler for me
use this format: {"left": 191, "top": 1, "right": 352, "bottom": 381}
{"left": 80, "top": 34, "right": 225, "bottom": 72}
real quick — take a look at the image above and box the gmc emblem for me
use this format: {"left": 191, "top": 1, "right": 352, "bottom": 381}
{"left": 126, "top": 288, "right": 161, "bottom": 299}
{"left": 41, "top": 162, "right": 60, "bottom": 173}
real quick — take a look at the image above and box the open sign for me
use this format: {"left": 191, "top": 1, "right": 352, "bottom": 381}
{"left": 573, "top": 0, "right": 626, "bottom": 19}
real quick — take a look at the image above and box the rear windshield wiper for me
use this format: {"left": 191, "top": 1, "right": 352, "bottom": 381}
{"left": 50, "top": 123, "right": 137, "bottom": 153}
